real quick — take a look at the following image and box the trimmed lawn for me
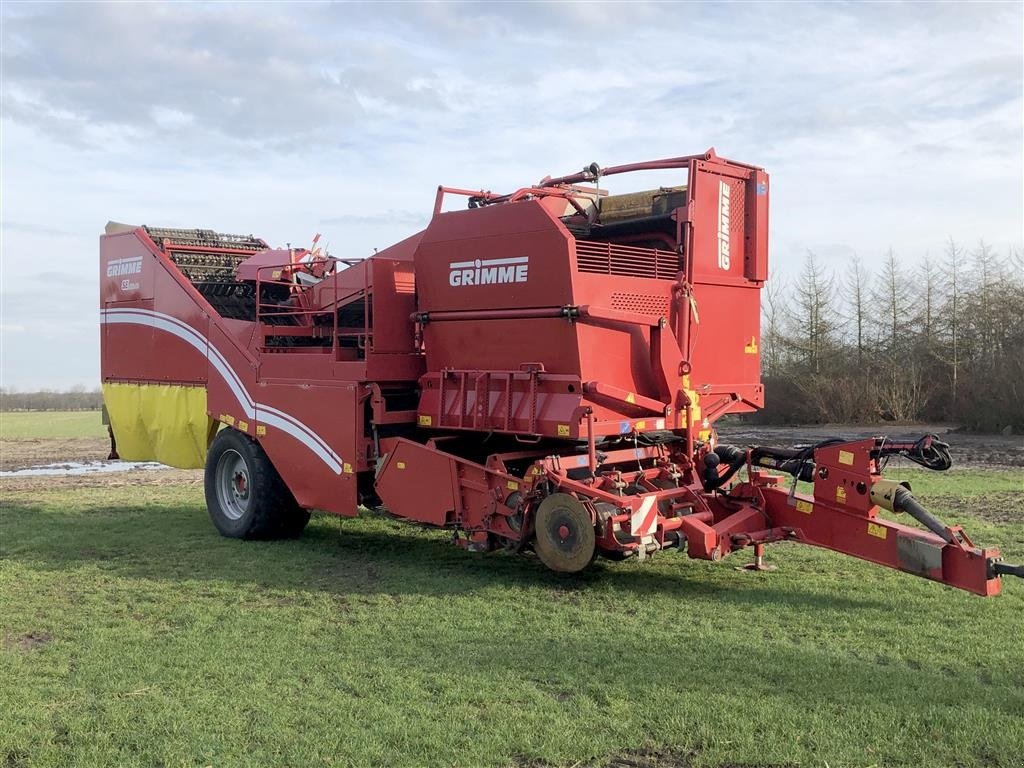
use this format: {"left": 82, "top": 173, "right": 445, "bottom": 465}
{"left": 1, "top": 468, "right": 1023, "bottom": 767}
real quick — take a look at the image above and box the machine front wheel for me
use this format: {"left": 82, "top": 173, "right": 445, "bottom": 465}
{"left": 204, "top": 427, "right": 309, "bottom": 539}
{"left": 533, "top": 493, "right": 596, "bottom": 573}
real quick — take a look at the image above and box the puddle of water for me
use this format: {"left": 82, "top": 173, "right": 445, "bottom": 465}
{"left": 0, "top": 460, "right": 169, "bottom": 477}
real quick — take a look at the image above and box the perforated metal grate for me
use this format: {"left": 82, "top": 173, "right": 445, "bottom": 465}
{"left": 728, "top": 178, "right": 745, "bottom": 235}
{"left": 610, "top": 292, "right": 671, "bottom": 316}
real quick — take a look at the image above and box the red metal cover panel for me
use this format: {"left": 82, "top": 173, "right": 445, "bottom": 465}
{"left": 101, "top": 234, "right": 210, "bottom": 386}
{"left": 100, "top": 232, "right": 156, "bottom": 304}
{"left": 375, "top": 440, "right": 459, "bottom": 527}
{"left": 415, "top": 200, "right": 574, "bottom": 312}
{"left": 684, "top": 161, "right": 765, "bottom": 414}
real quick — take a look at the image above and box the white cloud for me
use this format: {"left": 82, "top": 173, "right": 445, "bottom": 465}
{"left": 150, "top": 106, "right": 196, "bottom": 130}
{"left": 0, "top": 1, "right": 1021, "bottom": 388}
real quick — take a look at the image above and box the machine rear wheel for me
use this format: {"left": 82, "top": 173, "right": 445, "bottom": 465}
{"left": 534, "top": 493, "right": 596, "bottom": 573}
{"left": 204, "top": 427, "right": 310, "bottom": 539}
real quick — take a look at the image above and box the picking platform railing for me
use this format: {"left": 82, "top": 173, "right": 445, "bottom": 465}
{"left": 255, "top": 264, "right": 372, "bottom": 358}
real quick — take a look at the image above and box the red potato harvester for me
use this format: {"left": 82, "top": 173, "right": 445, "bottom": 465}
{"left": 99, "top": 149, "right": 1023, "bottom": 596}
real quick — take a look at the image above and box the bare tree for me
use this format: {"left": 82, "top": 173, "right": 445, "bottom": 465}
{"left": 760, "top": 275, "right": 788, "bottom": 377}
{"left": 917, "top": 255, "right": 938, "bottom": 349}
{"left": 939, "top": 237, "right": 966, "bottom": 403}
{"left": 843, "top": 255, "right": 869, "bottom": 368}
{"left": 786, "top": 251, "right": 837, "bottom": 376}
{"left": 871, "top": 249, "right": 920, "bottom": 420}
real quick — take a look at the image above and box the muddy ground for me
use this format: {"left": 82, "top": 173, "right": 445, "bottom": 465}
{"left": 0, "top": 424, "right": 1020, "bottom": 494}
{"left": 0, "top": 436, "right": 200, "bottom": 492}
{"left": 0, "top": 436, "right": 111, "bottom": 472}
{"left": 717, "top": 423, "right": 1024, "bottom": 469}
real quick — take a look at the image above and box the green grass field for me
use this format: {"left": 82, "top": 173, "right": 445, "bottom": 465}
{"left": 0, "top": 411, "right": 104, "bottom": 440}
{"left": 2, "top": 469, "right": 1023, "bottom": 767}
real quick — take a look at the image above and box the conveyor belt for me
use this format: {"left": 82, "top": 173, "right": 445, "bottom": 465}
{"left": 144, "top": 226, "right": 268, "bottom": 282}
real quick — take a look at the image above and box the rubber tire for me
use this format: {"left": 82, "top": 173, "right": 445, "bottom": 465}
{"left": 533, "top": 493, "right": 597, "bottom": 573}
{"left": 204, "top": 428, "right": 310, "bottom": 539}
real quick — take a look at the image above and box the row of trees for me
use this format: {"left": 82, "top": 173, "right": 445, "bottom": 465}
{"left": 0, "top": 387, "right": 102, "bottom": 411}
{"left": 756, "top": 239, "right": 1023, "bottom": 431}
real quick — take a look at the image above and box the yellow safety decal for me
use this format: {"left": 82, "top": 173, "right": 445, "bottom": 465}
{"left": 343, "top": 462, "right": 353, "bottom": 474}
{"left": 103, "top": 382, "right": 214, "bottom": 469}
{"left": 636, "top": 421, "right": 646, "bottom": 430}
{"left": 237, "top": 420, "right": 248, "bottom": 433}
{"left": 530, "top": 466, "right": 543, "bottom": 476}
{"left": 418, "top": 414, "right": 433, "bottom": 427}
{"left": 625, "top": 392, "right": 636, "bottom": 404}
{"left": 507, "top": 480, "right": 519, "bottom": 491}
{"left": 271, "top": 270, "right": 282, "bottom": 279}
{"left": 256, "top": 425, "right": 267, "bottom": 437}
{"left": 689, "top": 404, "right": 702, "bottom": 427}
{"left": 744, "top": 336, "right": 758, "bottom": 354}
{"left": 795, "top": 499, "right": 813, "bottom": 514}
{"left": 557, "top": 424, "right": 571, "bottom": 437}
{"left": 396, "top": 461, "right": 406, "bottom": 470}
{"left": 839, "top": 450, "right": 855, "bottom": 466}
{"left": 867, "top": 522, "right": 888, "bottom": 540}
{"left": 836, "top": 486, "right": 847, "bottom": 503}
{"left": 221, "top": 414, "right": 236, "bottom": 426}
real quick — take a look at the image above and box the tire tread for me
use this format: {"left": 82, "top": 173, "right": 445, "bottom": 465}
{"left": 204, "top": 428, "right": 309, "bottom": 540}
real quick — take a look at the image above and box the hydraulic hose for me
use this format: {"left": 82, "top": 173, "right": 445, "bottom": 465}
{"left": 749, "top": 446, "right": 816, "bottom": 482}
{"left": 702, "top": 444, "right": 747, "bottom": 491}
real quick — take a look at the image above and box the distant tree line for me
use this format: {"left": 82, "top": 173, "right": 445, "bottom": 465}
{"left": 1, "top": 387, "right": 102, "bottom": 411}
{"left": 755, "top": 239, "right": 1023, "bottom": 432}
{"left": 2, "top": 239, "right": 1021, "bottom": 432}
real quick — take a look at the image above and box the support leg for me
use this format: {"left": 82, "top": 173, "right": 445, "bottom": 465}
{"left": 737, "top": 542, "right": 777, "bottom": 572}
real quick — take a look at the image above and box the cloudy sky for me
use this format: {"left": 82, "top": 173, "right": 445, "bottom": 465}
{"left": 2, "top": 1, "right": 1021, "bottom": 389}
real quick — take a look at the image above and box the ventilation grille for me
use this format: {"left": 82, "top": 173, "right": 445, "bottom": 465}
{"left": 610, "top": 292, "right": 671, "bottom": 316}
{"left": 575, "top": 241, "right": 679, "bottom": 280}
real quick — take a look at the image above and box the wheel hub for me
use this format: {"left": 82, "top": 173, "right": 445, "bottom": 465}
{"left": 215, "top": 449, "right": 252, "bottom": 521}
{"left": 232, "top": 471, "right": 249, "bottom": 499}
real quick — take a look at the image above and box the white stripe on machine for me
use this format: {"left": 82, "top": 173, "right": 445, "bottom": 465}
{"left": 631, "top": 495, "right": 658, "bottom": 538}
{"left": 101, "top": 308, "right": 343, "bottom": 474}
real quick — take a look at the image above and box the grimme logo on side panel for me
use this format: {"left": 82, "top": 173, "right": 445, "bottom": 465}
{"left": 106, "top": 256, "right": 143, "bottom": 277}
{"left": 717, "top": 180, "right": 731, "bottom": 271}
{"left": 107, "top": 255, "right": 143, "bottom": 291}
{"left": 449, "top": 256, "right": 528, "bottom": 287}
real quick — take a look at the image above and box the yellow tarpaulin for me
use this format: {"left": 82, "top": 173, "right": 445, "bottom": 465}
{"left": 102, "top": 382, "right": 215, "bottom": 468}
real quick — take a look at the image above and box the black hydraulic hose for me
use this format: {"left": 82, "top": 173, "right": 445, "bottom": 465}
{"left": 749, "top": 446, "right": 816, "bottom": 482}
{"left": 705, "top": 438, "right": 848, "bottom": 491}
{"left": 901, "top": 434, "right": 953, "bottom": 471}
{"left": 702, "top": 444, "right": 747, "bottom": 491}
